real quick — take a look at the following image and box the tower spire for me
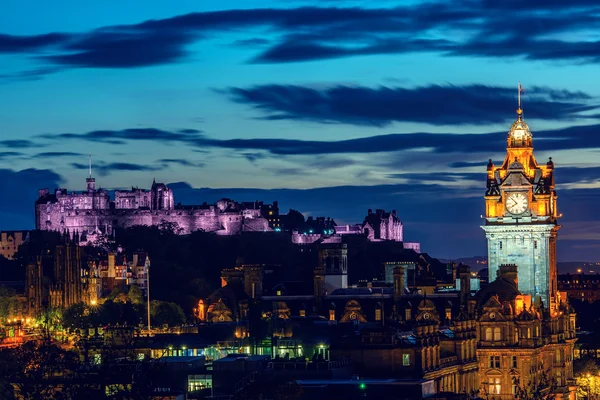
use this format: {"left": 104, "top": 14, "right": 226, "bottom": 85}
{"left": 88, "top": 153, "right": 92, "bottom": 178}
{"left": 517, "top": 82, "right": 523, "bottom": 116}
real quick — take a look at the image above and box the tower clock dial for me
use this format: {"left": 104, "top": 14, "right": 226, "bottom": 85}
{"left": 506, "top": 192, "right": 528, "bottom": 215}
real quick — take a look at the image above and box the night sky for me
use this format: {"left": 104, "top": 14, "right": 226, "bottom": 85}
{"left": 2, "top": 0, "right": 600, "bottom": 261}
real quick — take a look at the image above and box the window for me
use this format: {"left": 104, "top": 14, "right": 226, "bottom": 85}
{"left": 485, "top": 328, "right": 493, "bottom": 341}
{"left": 489, "top": 377, "right": 501, "bottom": 395}
{"left": 299, "top": 310, "right": 306, "bottom": 317}
{"left": 534, "top": 240, "right": 538, "bottom": 249}
{"left": 403, "top": 353, "right": 410, "bottom": 366}
{"left": 375, "top": 309, "right": 382, "bottom": 321}
{"left": 489, "top": 356, "right": 500, "bottom": 368}
{"left": 527, "top": 328, "right": 531, "bottom": 338}
{"left": 329, "top": 310, "right": 335, "bottom": 321}
{"left": 512, "top": 355, "right": 518, "bottom": 368}
{"left": 405, "top": 309, "right": 411, "bottom": 321}
{"left": 493, "top": 327, "right": 502, "bottom": 341}
{"left": 445, "top": 309, "right": 451, "bottom": 320}
{"left": 512, "top": 384, "right": 518, "bottom": 395}
{"left": 499, "top": 241, "right": 503, "bottom": 250}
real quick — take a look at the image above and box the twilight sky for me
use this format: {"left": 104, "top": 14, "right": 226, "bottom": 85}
{"left": 2, "top": 0, "right": 600, "bottom": 261}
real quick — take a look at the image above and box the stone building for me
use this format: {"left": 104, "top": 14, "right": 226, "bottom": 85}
{"left": 475, "top": 264, "right": 576, "bottom": 399}
{"left": 557, "top": 273, "right": 600, "bottom": 303}
{"left": 0, "top": 231, "right": 28, "bottom": 260}
{"left": 35, "top": 176, "right": 272, "bottom": 237}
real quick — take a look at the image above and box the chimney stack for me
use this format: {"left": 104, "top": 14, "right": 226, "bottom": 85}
{"left": 457, "top": 264, "right": 471, "bottom": 303}
{"left": 498, "top": 264, "right": 518, "bottom": 287}
{"left": 393, "top": 266, "right": 405, "bottom": 302}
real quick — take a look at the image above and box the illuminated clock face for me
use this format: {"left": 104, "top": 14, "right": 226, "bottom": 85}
{"left": 506, "top": 192, "right": 528, "bottom": 215}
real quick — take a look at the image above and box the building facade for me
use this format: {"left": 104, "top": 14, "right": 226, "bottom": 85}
{"left": 35, "top": 177, "right": 271, "bottom": 237}
{"left": 0, "top": 231, "right": 28, "bottom": 260}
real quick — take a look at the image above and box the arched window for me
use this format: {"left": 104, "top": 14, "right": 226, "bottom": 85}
{"left": 493, "top": 327, "right": 502, "bottom": 341}
{"left": 485, "top": 327, "right": 492, "bottom": 341}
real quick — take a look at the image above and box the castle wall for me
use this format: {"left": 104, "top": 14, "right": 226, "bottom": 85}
{"left": 35, "top": 203, "right": 271, "bottom": 236}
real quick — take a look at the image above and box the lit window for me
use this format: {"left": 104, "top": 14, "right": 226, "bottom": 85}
{"left": 276, "top": 290, "right": 282, "bottom": 296}
{"left": 299, "top": 310, "right": 306, "bottom": 317}
{"left": 405, "top": 309, "right": 411, "bottom": 321}
{"left": 485, "top": 328, "right": 492, "bottom": 341}
{"left": 329, "top": 310, "right": 335, "bottom": 321}
{"left": 402, "top": 353, "right": 410, "bottom": 366}
{"left": 445, "top": 309, "right": 451, "bottom": 320}
{"left": 489, "top": 377, "right": 501, "bottom": 394}
{"left": 375, "top": 309, "right": 382, "bottom": 321}
{"left": 493, "top": 327, "right": 502, "bottom": 341}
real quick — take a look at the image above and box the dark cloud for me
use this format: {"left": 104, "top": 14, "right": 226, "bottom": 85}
{"left": 40, "top": 127, "right": 202, "bottom": 144}
{"left": 39, "top": 121, "right": 600, "bottom": 157}
{"left": 0, "top": 139, "right": 39, "bottom": 149}
{"left": 35, "top": 151, "right": 82, "bottom": 158}
{"left": 0, "top": 151, "right": 24, "bottom": 158}
{"left": 71, "top": 161, "right": 160, "bottom": 176}
{"left": 449, "top": 161, "right": 491, "bottom": 168}
{"left": 0, "top": 33, "right": 70, "bottom": 53}
{"left": 232, "top": 38, "right": 270, "bottom": 47}
{"left": 3, "top": 2, "right": 600, "bottom": 73}
{"left": 158, "top": 159, "right": 205, "bottom": 168}
{"left": 0, "top": 168, "right": 63, "bottom": 229}
{"left": 226, "top": 84, "right": 598, "bottom": 126}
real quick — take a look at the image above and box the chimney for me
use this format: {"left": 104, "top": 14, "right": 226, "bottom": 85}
{"left": 243, "top": 265, "right": 264, "bottom": 299}
{"left": 457, "top": 264, "right": 471, "bottom": 303}
{"left": 498, "top": 264, "right": 518, "bottom": 287}
{"left": 314, "top": 266, "right": 325, "bottom": 299}
{"left": 393, "top": 266, "right": 405, "bottom": 302}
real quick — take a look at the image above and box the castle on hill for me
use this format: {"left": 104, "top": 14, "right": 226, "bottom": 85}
{"left": 35, "top": 173, "right": 272, "bottom": 237}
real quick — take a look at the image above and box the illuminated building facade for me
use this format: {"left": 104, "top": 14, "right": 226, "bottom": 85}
{"left": 482, "top": 100, "right": 560, "bottom": 312}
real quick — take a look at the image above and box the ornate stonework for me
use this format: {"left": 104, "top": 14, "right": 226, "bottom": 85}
{"left": 482, "top": 106, "right": 559, "bottom": 311}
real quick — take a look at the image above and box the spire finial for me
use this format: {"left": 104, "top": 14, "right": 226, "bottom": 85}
{"left": 88, "top": 153, "right": 92, "bottom": 178}
{"left": 517, "top": 82, "right": 523, "bottom": 116}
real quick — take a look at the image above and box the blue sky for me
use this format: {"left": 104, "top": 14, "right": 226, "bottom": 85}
{"left": 2, "top": 0, "right": 600, "bottom": 261}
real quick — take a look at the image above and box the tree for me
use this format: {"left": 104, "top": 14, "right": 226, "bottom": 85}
{"left": 0, "top": 285, "right": 17, "bottom": 321}
{"left": 150, "top": 300, "right": 185, "bottom": 327}
{"left": 512, "top": 369, "right": 558, "bottom": 400}
{"left": 62, "top": 303, "right": 89, "bottom": 331}
{"left": 127, "top": 285, "right": 143, "bottom": 305}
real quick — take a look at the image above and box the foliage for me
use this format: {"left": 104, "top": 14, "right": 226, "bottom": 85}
{"left": 574, "top": 358, "right": 600, "bottom": 399}
{"left": 150, "top": 300, "right": 186, "bottom": 327}
{"left": 0, "top": 285, "right": 18, "bottom": 320}
{"left": 512, "top": 369, "right": 558, "bottom": 400}
{"left": 127, "top": 285, "right": 144, "bottom": 305}
{"left": 2, "top": 340, "right": 91, "bottom": 400}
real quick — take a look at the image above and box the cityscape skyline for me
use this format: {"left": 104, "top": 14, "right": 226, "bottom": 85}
{"left": 3, "top": 0, "right": 600, "bottom": 261}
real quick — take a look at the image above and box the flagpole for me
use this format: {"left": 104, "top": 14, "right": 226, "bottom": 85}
{"left": 518, "top": 81, "right": 521, "bottom": 110}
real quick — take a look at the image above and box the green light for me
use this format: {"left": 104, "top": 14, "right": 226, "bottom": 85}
{"left": 359, "top": 383, "right": 366, "bottom": 390}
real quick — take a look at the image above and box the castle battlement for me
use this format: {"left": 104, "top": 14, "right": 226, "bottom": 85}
{"left": 35, "top": 177, "right": 272, "bottom": 238}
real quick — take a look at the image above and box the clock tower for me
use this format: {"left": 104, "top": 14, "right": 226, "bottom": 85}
{"left": 482, "top": 89, "right": 560, "bottom": 312}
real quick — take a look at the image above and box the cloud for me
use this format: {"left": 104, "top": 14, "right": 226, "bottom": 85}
{"left": 35, "top": 151, "right": 83, "bottom": 158}
{"left": 0, "top": 168, "right": 63, "bottom": 229}
{"left": 0, "top": 139, "right": 39, "bottom": 149}
{"left": 38, "top": 121, "right": 600, "bottom": 159}
{"left": 4, "top": 2, "right": 600, "bottom": 74}
{"left": 158, "top": 159, "right": 205, "bottom": 168}
{"left": 226, "top": 84, "right": 598, "bottom": 127}
{"left": 71, "top": 161, "right": 160, "bottom": 176}
{"left": 40, "top": 127, "right": 202, "bottom": 144}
